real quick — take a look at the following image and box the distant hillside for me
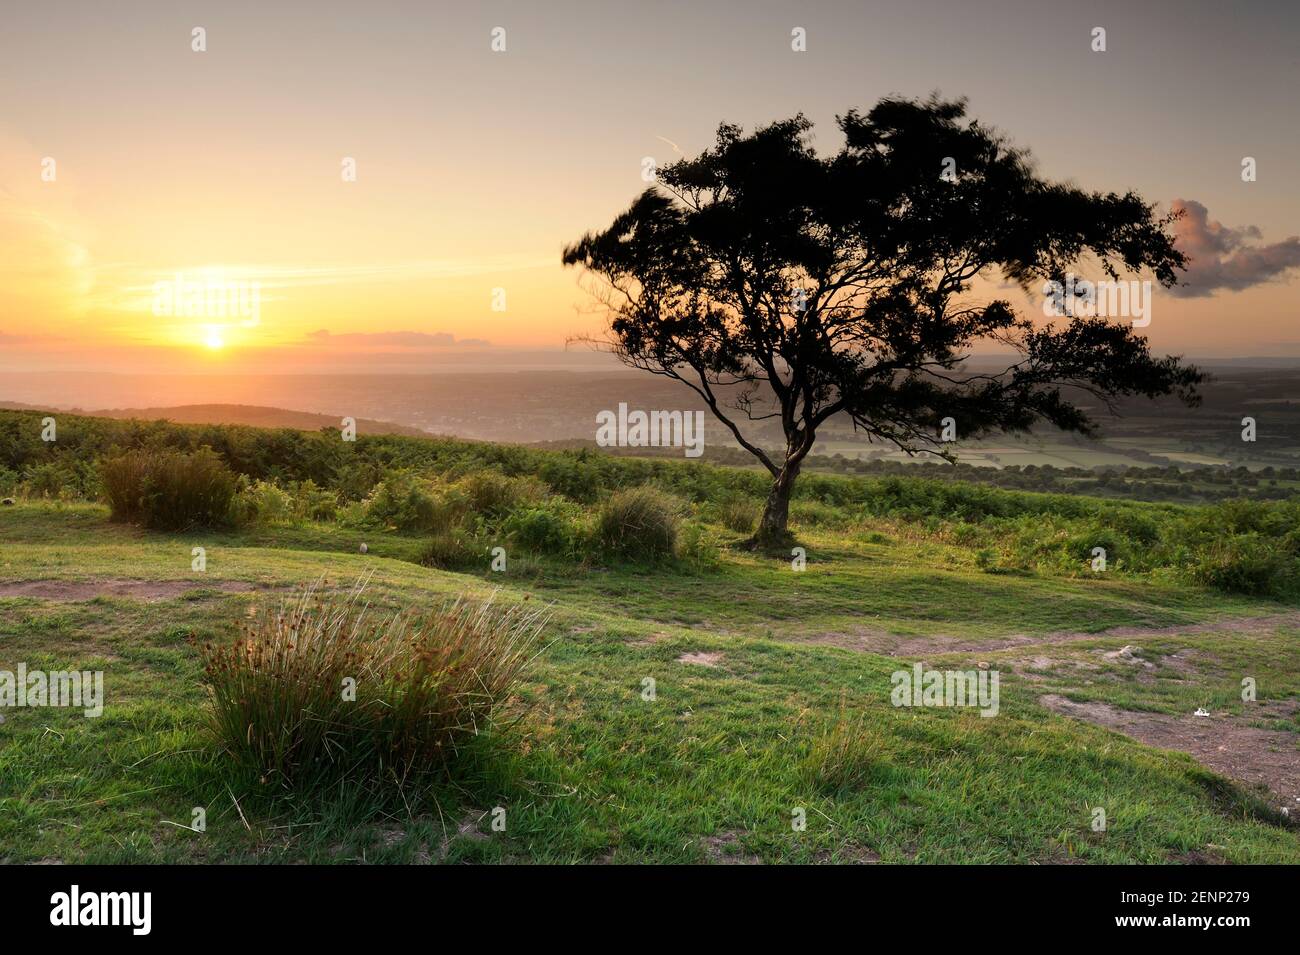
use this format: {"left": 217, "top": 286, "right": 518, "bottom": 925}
{"left": 6, "top": 361, "right": 1300, "bottom": 469}
{"left": 0, "top": 401, "right": 429, "bottom": 438}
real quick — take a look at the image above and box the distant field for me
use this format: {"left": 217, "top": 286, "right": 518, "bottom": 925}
{"left": 6, "top": 363, "right": 1300, "bottom": 467}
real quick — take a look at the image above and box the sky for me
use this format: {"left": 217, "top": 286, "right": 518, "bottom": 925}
{"left": 1, "top": 0, "right": 1298, "bottom": 377}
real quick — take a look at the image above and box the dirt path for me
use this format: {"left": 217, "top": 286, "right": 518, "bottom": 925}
{"left": 1040, "top": 694, "right": 1300, "bottom": 816}
{"left": 795, "top": 614, "right": 1300, "bottom": 816}
{"left": 0, "top": 578, "right": 258, "bottom": 602}
{"left": 796, "top": 611, "right": 1300, "bottom": 657}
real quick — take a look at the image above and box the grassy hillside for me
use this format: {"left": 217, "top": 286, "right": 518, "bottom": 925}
{"left": 1, "top": 409, "right": 1297, "bottom": 863}
{"left": 2, "top": 402, "right": 428, "bottom": 437}
{"left": 537, "top": 438, "right": 1300, "bottom": 505}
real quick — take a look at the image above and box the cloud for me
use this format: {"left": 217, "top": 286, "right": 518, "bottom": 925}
{"left": 93, "top": 256, "right": 555, "bottom": 314}
{"left": 1169, "top": 199, "right": 1300, "bottom": 297}
{"left": 0, "top": 202, "right": 93, "bottom": 319}
{"left": 305, "top": 330, "right": 490, "bottom": 348}
{"left": 655, "top": 135, "right": 684, "bottom": 156}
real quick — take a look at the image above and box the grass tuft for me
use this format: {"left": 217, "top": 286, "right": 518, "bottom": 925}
{"left": 199, "top": 580, "right": 548, "bottom": 789}
{"left": 100, "top": 447, "right": 236, "bottom": 530}
{"left": 596, "top": 486, "right": 681, "bottom": 559}
{"left": 804, "top": 702, "right": 894, "bottom": 794}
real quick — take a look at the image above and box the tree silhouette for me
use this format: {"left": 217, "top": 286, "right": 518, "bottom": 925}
{"left": 563, "top": 96, "right": 1202, "bottom": 542}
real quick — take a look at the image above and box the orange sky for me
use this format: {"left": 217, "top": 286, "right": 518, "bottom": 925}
{"left": 2, "top": 0, "right": 1298, "bottom": 374}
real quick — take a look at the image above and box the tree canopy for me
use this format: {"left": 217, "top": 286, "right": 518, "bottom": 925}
{"left": 563, "top": 96, "right": 1203, "bottom": 540}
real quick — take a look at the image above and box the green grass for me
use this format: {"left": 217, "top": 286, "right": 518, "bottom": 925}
{"left": 2, "top": 498, "right": 1297, "bottom": 864}
{"left": 993, "top": 624, "right": 1300, "bottom": 718}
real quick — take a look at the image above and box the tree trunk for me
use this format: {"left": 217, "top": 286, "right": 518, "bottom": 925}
{"left": 756, "top": 462, "right": 801, "bottom": 542}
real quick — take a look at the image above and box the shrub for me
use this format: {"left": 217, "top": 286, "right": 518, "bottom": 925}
{"left": 459, "top": 470, "right": 545, "bottom": 521}
{"left": 1109, "top": 509, "right": 1162, "bottom": 548}
{"left": 22, "top": 461, "right": 77, "bottom": 499}
{"left": 334, "top": 461, "right": 384, "bottom": 503}
{"left": 363, "top": 471, "right": 442, "bottom": 532}
{"left": 538, "top": 455, "right": 605, "bottom": 503}
{"left": 716, "top": 494, "right": 760, "bottom": 534}
{"left": 678, "top": 522, "right": 722, "bottom": 571}
{"left": 99, "top": 451, "right": 150, "bottom": 520}
{"left": 790, "top": 498, "right": 852, "bottom": 529}
{"left": 292, "top": 479, "right": 338, "bottom": 521}
{"left": 1208, "top": 498, "right": 1278, "bottom": 536}
{"left": 1065, "top": 526, "right": 1134, "bottom": 571}
{"left": 100, "top": 447, "right": 236, "bottom": 530}
{"left": 200, "top": 582, "right": 547, "bottom": 786}
{"left": 1186, "top": 537, "right": 1296, "bottom": 597}
{"left": 595, "top": 486, "right": 680, "bottom": 559}
{"left": 417, "top": 530, "right": 484, "bottom": 570}
{"left": 232, "top": 479, "right": 295, "bottom": 526}
{"left": 336, "top": 500, "right": 370, "bottom": 528}
{"left": 502, "top": 500, "right": 583, "bottom": 557}
{"left": 948, "top": 521, "right": 985, "bottom": 547}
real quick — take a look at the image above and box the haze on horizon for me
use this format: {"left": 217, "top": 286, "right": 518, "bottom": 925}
{"left": 2, "top": 0, "right": 1299, "bottom": 385}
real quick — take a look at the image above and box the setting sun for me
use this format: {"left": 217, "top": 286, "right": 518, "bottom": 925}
{"left": 203, "top": 326, "right": 225, "bottom": 350}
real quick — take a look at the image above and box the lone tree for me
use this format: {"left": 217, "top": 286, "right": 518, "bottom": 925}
{"left": 563, "top": 97, "right": 1201, "bottom": 543}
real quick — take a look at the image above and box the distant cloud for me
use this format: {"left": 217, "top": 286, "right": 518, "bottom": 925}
{"left": 1170, "top": 199, "right": 1300, "bottom": 297}
{"left": 0, "top": 332, "right": 61, "bottom": 345}
{"left": 95, "top": 256, "right": 555, "bottom": 313}
{"left": 305, "top": 330, "right": 490, "bottom": 348}
{"left": 655, "top": 135, "right": 684, "bottom": 156}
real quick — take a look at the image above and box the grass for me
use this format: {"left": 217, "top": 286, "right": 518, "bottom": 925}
{"left": 201, "top": 582, "right": 547, "bottom": 786}
{"left": 995, "top": 624, "right": 1300, "bottom": 718}
{"left": 1, "top": 494, "right": 1298, "bottom": 864}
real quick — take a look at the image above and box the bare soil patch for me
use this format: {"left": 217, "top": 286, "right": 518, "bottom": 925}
{"left": 431, "top": 810, "right": 491, "bottom": 861}
{"left": 1040, "top": 694, "right": 1300, "bottom": 814}
{"left": 1168, "top": 849, "right": 1229, "bottom": 864}
{"left": 796, "top": 611, "right": 1300, "bottom": 658}
{"left": 677, "top": 651, "right": 724, "bottom": 668}
{"left": 627, "top": 630, "right": 672, "bottom": 647}
{"left": 702, "top": 830, "right": 762, "bottom": 864}
{"left": 813, "top": 844, "right": 881, "bottom": 864}
{"left": 0, "top": 578, "right": 258, "bottom": 602}
{"left": 1100, "top": 645, "right": 1154, "bottom": 668}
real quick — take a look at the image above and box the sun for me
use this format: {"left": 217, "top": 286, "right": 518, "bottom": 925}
{"left": 203, "top": 326, "right": 226, "bottom": 350}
